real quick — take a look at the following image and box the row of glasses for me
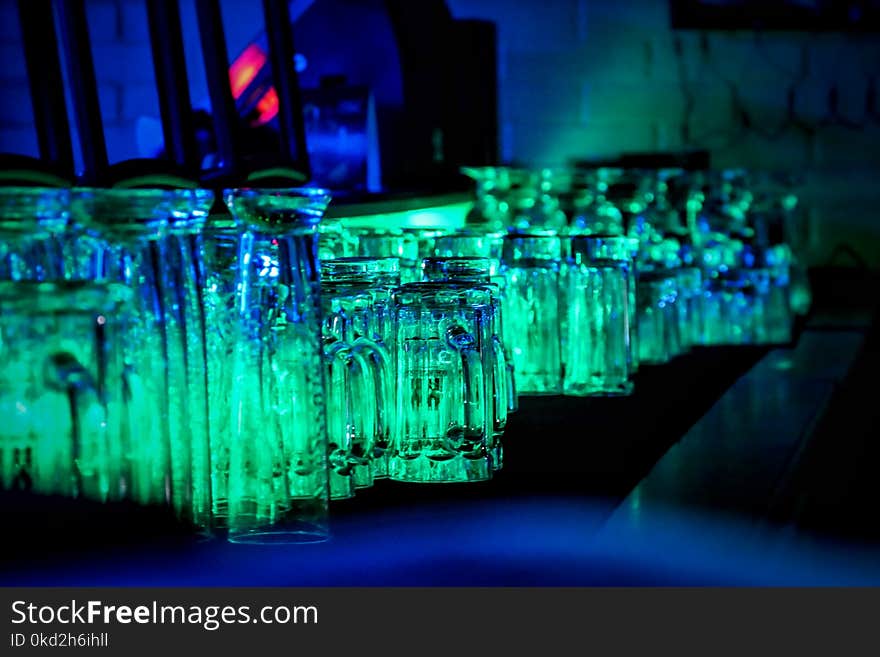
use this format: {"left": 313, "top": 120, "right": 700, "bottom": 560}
{"left": 0, "top": 186, "right": 333, "bottom": 544}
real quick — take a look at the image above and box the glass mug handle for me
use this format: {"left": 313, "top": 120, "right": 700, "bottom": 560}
{"left": 490, "top": 334, "right": 508, "bottom": 431}
{"left": 443, "top": 323, "right": 485, "bottom": 448}
{"left": 352, "top": 336, "right": 393, "bottom": 464}
{"left": 43, "top": 351, "right": 108, "bottom": 500}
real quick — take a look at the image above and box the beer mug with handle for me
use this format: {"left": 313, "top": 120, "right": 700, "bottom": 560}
{"left": 392, "top": 282, "right": 493, "bottom": 482}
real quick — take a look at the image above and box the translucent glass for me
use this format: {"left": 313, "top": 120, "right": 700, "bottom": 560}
{"left": 320, "top": 258, "right": 396, "bottom": 491}
{"left": 224, "top": 188, "right": 331, "bottom": 544}
{"left": 0, "top": 187, "right": 87, "bottom": 281}
{"left": 321, "top": 257, "right": 400, "bottom": 487}
{"left": 701, "top": 272, "right": 754, "bottom": 345}
{"left": 564, "top": 237, "right": 633, "bottom": 396}
{"left": 461, "top": 166, "right": 513, "bottom": 230}
{"left": 675, "top": 267, "right": 704, "bottom": 350}
{"left": 0, "top": 282, "right": 129, "bottom": 502}
{"left": 355, "top": 228, "right": 421, "bottom": 282}
{"left": 317, "top": 216, "right": 358, "bottom": 260}
{"left": 391, "top": 283, "right": 493, "bottom": 482}
{"left": 72, "top": 189, "right": 183, "bottom": 512}
{"left": 165, "top": 190, "right": 215, "bottom": 529}
{"left": 637, "top": 270, "right": 681, "bottom": 364}
{"left": 433, "top": 230, "right": 516, "bottom": 413}
{"left": 500, "top": 234, "right": 563, "bottom": 394}
{"left": 422, "top": 257, "right": 508, "bottom": 469}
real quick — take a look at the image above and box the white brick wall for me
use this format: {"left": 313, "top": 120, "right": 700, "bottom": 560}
{"left": 447, "top": 0, "right": 880, "bottom": 266}
{"left": 0, "top": 0, "right": 878, "bottom": 264}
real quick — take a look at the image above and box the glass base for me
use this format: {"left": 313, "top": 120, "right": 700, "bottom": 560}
{"left": 227, "top": 520, "right": 329, "bottom": 545}
{"left": 390, "top": 454, "right": 491, "bottom": 483}
{"left": 352, "top": 463, "right": 374, "bottom": 489}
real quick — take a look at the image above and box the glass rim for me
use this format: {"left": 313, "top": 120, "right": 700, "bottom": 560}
{"left": 224, "top": 187, "right": 331, "bottom": 230}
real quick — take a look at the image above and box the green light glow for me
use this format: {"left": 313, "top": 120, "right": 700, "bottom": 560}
{"left": 338, "top": 202, "right": 471, "bottom": 230}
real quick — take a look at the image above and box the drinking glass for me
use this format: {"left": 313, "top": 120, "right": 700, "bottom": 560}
{"left": 72, "top": 189, "right": 180, "bottom": 511}
{"left": 637, "top": 270, "right": 681, "bottom": 364}
{"left": 322, "top": 257, "right": 398, "bottom": 481}
{"left": 391, "top": 282, "right": 493, "bottom": 482}
{"left": 564, "top": 237, "right": 633, "bottom": 396}
{"left": 224, "top": 188, "right": 331, "bottom": 543}
{"left": 433, "top": 230, "right": 516, "bottom": 413}
{"left": 422, "top": 256, "right": 508, "bottom": 469}
{"left": 500, "top": 233, "right": 564, "bottom": 394}
{"left": 675, "top": 267, "right": 704, "bottom": 350}
{"left": 461, "top": 166, "right": 512, "bottom": 231}
{"left": 701, "top": 271, "right": 753, "bottom": 345}
{"left": 318, "top": 216, "right": 358, "bottom": 260}
{"left": 355, "top": 228, "right": 421, "bottom": 282}
{"left": 0, "top": 187, "right": 81, "bottom": 281}
{"left": 0, "top": 281, "right": 129, "bottom": 501}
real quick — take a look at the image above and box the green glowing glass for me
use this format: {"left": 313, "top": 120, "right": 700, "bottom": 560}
{"left": 422, "top": 257, "right": 508, "bottom": 469}
{"left": 0, "top": 187, "right": 80, "bottom": 281}
{"left": 637, "top": 270, "right": 682, "bottom": 365}
{"left": 500, "top": 233, "right": 563, "bottom": 395}
{"left": 391, "top": 282, "right": 493, "bottom": 482}
{"left": 72, "top": 189, "right": 182, "bottom": 512}
{"left": 564, "top": 237, "right": 633, "bottom": 396}
{"left": 461, "top": 166, "right": 513, "bottom": 231}
{"left": 322, "top": 257, "right": 398, "bottom": 482}
{"left": 433, "top": 230, "right": 517, "bottom": 413}
{"left": 675, "top": 267, "right": 704, "bottom": 350}
{"left": 354, "top": 228, "right": 421, "bottom": 282}
{"left": 223, "top": 188, "right": 331, "bottom": 544}
{"left": 0, "top": 281, "right": 129, "bottom": 501}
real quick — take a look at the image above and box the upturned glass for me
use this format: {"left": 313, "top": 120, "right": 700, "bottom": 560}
{"left": 564, "top": 237, "right": 633, "bottom": 396}
{"left": 0, "top": 187, "right": 85, "bottom": 281}
{"left": 354, "top": 228, "right": 421, "bottom": 283}
{"left": 321, "top": 257, "right": 396, "bottom": 490}
{"left": 500, "top": 233, "right": 564, "bottom": 394}
{"left": 0, "top": 281, "right": 129, "bottom": 501}
{"left": 391, "top": 282, "right": 493, "bottom": 482}
{"left": 422, "top": 257, "right": 508, "bottom": 469}
{"left": 223, "top": 188, "right": 331, "bottom": 543}
{"left": 637, "top": 270, "right": 681, "bottom": 364}
{"left": 72, "top": 189, "right": 187, "bottom": 513}
{"left": 433, "top": 230, "right": 516, "bottom": 413}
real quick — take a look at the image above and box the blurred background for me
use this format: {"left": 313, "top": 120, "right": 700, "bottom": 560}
{"left": 1, "top": 0, "right": 880, "bottom": 585}
{"left": 3, "top": 0, "right": 880, "bottom": 264}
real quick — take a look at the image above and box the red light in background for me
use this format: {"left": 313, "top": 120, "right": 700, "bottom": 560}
{"left": 229, "top": 44, "right": 267, "bottom": 99}
{"left": 254, "top": 88, "right": 280, "bottom": 125}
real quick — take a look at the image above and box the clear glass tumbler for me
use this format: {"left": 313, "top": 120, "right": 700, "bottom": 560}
{"left": 355, "top": 228, "right": 421, "bottom": 283}
{"left": 72, "top": 189, "right": 182, "bottom": 513}
{"left": 322, "top": 257, "right": 397, "bottom": 482}
{"left": 564, "top": 236, "right": 633, "bottom": 396}
{"left": 0, "top": 187, "right": 84, "bottom": 281}
{"left": 433, "top": 230, "right": 517, "bottom": 413}
{"left": 223, "top": 188, "right": 331, "bottom": 543}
